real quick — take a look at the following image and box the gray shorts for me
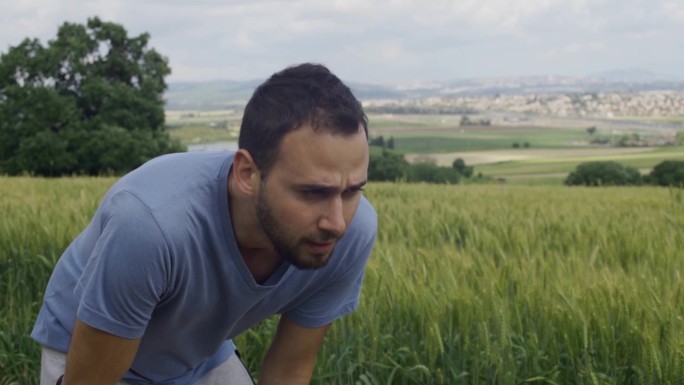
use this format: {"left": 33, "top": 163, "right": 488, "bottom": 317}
{"left": 40, "top": 346, "right": 254, "bottom": 385}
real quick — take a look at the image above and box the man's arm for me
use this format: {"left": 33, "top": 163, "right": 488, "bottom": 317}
{"left": 62, "top": 319, "right": 140, "bottom": 385}
{"left": 258, "top": 314, "right": 331, "bottom": 385}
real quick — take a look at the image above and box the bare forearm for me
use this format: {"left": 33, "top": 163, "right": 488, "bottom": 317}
{"left": 258, "top": 372, "right": 312, "bottom": 385}
{"left": 258, "top": 353, "right": 315, "bottom": 385}
{"left": 63, "top": 356, "right": 129, "bottom": 385}
{"left": 256, "top": 315, "right": 329, "bottom": 385}
{"left": 63, "top": 320, "right": 140, "bottom": 385}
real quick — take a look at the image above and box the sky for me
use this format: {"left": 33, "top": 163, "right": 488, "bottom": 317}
{"left": 1, "top": 0, "right": 683, "bottom": 85}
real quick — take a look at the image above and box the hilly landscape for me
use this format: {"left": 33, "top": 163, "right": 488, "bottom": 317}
{"left": 165, "top": 71, "right": 684, "bottom": 185}
{"left": 165, "top": 70, "right": 684, "bottom": 111}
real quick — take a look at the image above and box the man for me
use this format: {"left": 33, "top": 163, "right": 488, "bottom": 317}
{"left": 31, "top": 63, "right": 377, "bottom": 385}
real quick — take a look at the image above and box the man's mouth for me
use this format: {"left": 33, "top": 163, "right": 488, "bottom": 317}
{"left": 306, "top": 240, "right": 335, "bottom": 254}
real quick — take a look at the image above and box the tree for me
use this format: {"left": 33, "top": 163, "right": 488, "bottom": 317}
{"left": 565, "top": 161, "right": 641, "bottom": 186}
{"left": 386, "top": 136, "right": 395, "bottom": 149}
{"left": 646, "top": 160, "right": 684, "bottom": 187}
{"left": 368, "top": 149, "right": 408, "bottom": 181}
{"left": 368, "top": 149, "right": 465, "bottom": 184}
{"left": 369, "top": 135, "right": 385, "bottom": 148}
{"left": 0, "top": 17, "right": 184, "bottom": 176}
{"left": 452, "top": 158, "right": 473, "bottom": 178}
{"left": 586, "top": 126, "right": 597, "bottom": 135}
{"left": 407, "top": 162, "right": 460, "bottom": 184}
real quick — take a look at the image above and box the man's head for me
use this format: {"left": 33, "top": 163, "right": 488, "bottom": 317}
{"left": 253, "top": 124, "right": 369, "bottom": 269}
{"left": 238, "top": 63, "right": 368, "bottom": 176}
{"left": 233, "top": 63, "right": 369, "bottom": 270}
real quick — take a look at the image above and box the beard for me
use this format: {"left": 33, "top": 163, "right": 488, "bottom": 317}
{"left": 255, "top": 189, "right": 338, "bottom": 270}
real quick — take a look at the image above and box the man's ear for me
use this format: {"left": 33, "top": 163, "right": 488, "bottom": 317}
{"left": 232, "top": 149, "right": 261, "bottom": 196}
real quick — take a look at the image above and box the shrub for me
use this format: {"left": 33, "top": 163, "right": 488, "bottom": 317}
{"left": 647, "top": 160, "right": 684, "bottom": 187}
{"left": 452, "top": 158, "right": 474, "bottom": 178}
{"left": 406, "top": 162, "right": 460, "bottom": 184}
{"left": 368, "top": 149, "right": 408, "bottom": 181}
{"left": 565, "top": 161, "right": 641, "bottom": 186}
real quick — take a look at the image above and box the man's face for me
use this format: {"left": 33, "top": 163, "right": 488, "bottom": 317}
{"left": 255, "top": 123, "right": 369, "bottom": 269}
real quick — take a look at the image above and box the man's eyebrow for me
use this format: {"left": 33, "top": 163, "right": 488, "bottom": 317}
{"left": 295, "top": 180, "right": 367, "bottom": 192}
{"left": 350, "top": 180, "right": 368, "bottom": 190}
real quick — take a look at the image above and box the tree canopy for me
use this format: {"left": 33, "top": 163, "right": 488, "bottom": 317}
{"left": 565, "top": 161, "right": 641, "bottom": 186}
{"left": 368, "top": 149, "right": 476, "bottom": 184}
{"left": 646, "top": 160, "right": 684, "bottom": 187}
{"left": 0, "top": 17, "right": 184, "bottom": 176}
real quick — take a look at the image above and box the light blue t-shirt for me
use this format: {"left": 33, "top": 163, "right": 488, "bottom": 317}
{"left": 31, "top": 151, "right": 377, "bottom": 385}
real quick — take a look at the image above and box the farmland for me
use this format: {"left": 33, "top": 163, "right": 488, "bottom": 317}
{"left": 367, "top": 113, "right": 683, "bottom": 182}
{"left": 3, "top": 108, "right": 684, "bottom": 384}
{"left": 166, "top": 111, "right": 684, "bottom": 184}
{"left": 2, "top": 177, "right": 684, "bottom": 384}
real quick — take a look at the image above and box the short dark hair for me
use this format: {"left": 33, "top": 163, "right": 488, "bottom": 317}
{"left": 238, "top": 63, "right": 368, "bottom": 175}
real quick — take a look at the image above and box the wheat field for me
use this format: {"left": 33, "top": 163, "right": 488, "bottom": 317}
{"left": 1, "top": 177, "right": 683, "bottom": 384}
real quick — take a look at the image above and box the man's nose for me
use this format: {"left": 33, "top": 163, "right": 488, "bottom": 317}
{"left": 318, "top": 197, "right": 346, "bottom": 238}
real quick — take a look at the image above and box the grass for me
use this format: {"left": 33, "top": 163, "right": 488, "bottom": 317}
{"left": 3, "top": 177, "right": 684, "bottom": 384}
{"left": 163, "top": 111, "right": 680, "bottom": 157}
{"left": 167, "top": 125, "right": 238, "bottom": 144}
{"left": 476, "top": 146, "right": 684, "bottom": 179}
{"left": 617, "top": 116, "right": 684, "bottom": 124}
{"left": 374, "top": 127, "right": 589, "bottom": 153}
{"left": 165, "top": 110, "right": 241, "bottom": 145}
{"left": 0, "top": 177, "right": 115, "bottom": 383}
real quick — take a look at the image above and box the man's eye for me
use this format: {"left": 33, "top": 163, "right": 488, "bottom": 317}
{"left": 302, "top": 189, "right": 328, "bottom": 198}
{"left": 343, "top": 187, "right": 364, "bottom": 197}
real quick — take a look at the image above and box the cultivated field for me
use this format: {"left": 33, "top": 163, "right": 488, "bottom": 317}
{"left": 373, "top": 114, "right": 683, "bottom": 183}
{"left": 166, "top": 109, "right": 241, "bottom": 144}
{"left": 166, "top": 111, "right": 684, "bottom": 184}
{"left": 405, "top": 147, "right": 658, "bottom": 167}
{"left": 2, "top": 177, "right": 683, "bottom": 384}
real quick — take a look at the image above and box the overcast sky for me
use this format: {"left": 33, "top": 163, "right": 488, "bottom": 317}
{"left": 1, "top": 0, "right": 682, "bottom": 84}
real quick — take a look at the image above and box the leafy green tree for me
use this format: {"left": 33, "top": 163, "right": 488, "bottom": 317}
{"left": 452, "top": 158, "right": 473, "bottom": 178}
{"left": 407, "top": 162, "right": 460, "bottom": 184}
{"left": 369, "top": 135, "right": 385, "bottom": 148}
{"left": 386, "top": 136, "right": 395, "bottom": 149}
{"left": 369, "top": 150, "right": 466, "bottom": 184}
{"left": 565, "top": 161, "right": 641, "bottom": 186}
{"left": 368, "top": 149, "right": 408, "bottom": 181}
{"left": 0, "top": 17, "right": 184, "bottom": 176}
{"left": 647, "top": 160, "right": 684, "bottom": 187}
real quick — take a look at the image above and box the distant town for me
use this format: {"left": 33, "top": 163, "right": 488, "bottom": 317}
{"left": 166, "top": 74, "right": 684, "bottom": 119}
{"left": 363, "top": 91, "right": 684, "bottom": 118}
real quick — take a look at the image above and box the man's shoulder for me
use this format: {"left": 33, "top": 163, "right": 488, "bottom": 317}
{"left": 352, "top": 196, "right": 377, "bottom": 231}
{"left": 107, "top": 151, "right": 233, "bottom": 204}
{"left": 96, "top": 151, "right": 234, "bottom": 242}
{"left": 125, "top": 151, "right": 233, "bottom": 184}
{"left": 339, "top": 196, "right": 377, "bottom": 249}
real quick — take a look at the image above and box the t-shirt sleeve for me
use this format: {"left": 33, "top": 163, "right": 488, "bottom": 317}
{"left": 75, "top": 190, "right": 170, "bottom": 339}
{"left": 286, "top": 202, "right": 377, "bottom": 328}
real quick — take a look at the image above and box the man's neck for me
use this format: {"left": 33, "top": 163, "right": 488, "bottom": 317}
{"left": 241, "top": 250, "right": 283, "bottom": 285}
{"left": 227, "top": 172, "right": 282, "bottom": 284}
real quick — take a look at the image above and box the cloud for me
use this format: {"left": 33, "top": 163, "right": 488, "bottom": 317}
{"left": 537, "top": 42, "right": 607, "bottom": 60}
{"left": 0, "top": 0, "right": 683, "bottom": 82}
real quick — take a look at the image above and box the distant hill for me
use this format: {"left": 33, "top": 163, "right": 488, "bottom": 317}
{"left": 165, "top": 79, "right": 262, "bottom": 110}
{"left": 165, "top": 72, "right": 684, "bottom": 111}
{"left": 589, "top": 68, "right": 680, "bottom": 83}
